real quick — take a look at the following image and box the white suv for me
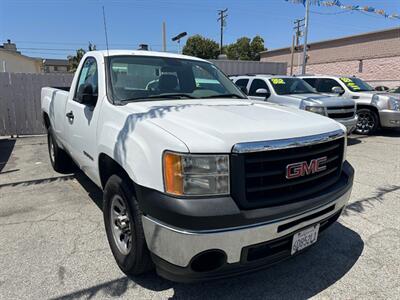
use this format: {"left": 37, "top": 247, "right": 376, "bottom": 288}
{"left": 300, "top": 75, "right": 400, "bottom": 135}
{"left": 231, "top": 75, "right": 357, "bottom": 134}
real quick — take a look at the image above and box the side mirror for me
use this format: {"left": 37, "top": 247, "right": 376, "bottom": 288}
{"left": 255, "top": 88, "right": 271, "bottom": 99}
{"left": 331, "top": 86, "right": 345, "bottom": 95}
{"left": 80, "top": 83, "right": 97, "bottom": 106}
{"left": 239, "top": 86, "right": 248, "bottom": 94}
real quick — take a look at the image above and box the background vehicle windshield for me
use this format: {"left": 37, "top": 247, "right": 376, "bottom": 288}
{"left": 339, "top": 77, "right": 374, "bottom": 92}
{"left": 269, "top": 78, "right": 315, "bottom": 95}
{"left": 109, "top": 56, "right": 245, "bottom": 101}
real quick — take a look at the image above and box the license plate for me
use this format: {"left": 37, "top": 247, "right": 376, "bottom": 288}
{"left": 291, "top": 224, "right": 320, "bottom": 255}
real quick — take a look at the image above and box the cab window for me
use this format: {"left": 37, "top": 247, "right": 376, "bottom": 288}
{"left": 235, "top": 79, "right": 249, "bottom": 89}
{"left": 317, "top": 79, "right": 341, "bottom": 93}
{"left": 74, "top": 57, "right": 98, "bottom": 103}
{"left": 302, "top": 78, "right": 317, "bottom": 88}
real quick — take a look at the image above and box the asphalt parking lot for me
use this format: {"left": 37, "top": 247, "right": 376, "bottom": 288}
{"left": 0, "top": 131, "right": 399, "bottom": 300}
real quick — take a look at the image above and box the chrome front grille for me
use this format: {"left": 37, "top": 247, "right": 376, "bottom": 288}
{"left": 327, "top": 105, "right": 355, "bottom": 119}
{"left": 230, "top": 130, "right": 345, "bottom": 209}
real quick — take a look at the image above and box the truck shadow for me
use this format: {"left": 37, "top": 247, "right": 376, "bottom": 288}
{"left": 53, "top": 222, "right": 363, "bottom": 300}
{"left": 0, "top": 138, "right": 16, "bottom": 173}
{"left": 135, "top": 223, "right": 363, "bottom": 299}
{"left": 348, "top": 128, "right": 400, "bottom": 146}
{"left": 70, "top": 171, "right": 365, "bottom": 299}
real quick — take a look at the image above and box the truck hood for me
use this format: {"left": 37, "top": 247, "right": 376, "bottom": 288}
{"left": 282, "top": 93, "right": 355, "bottom": 107}
{"left": 124, "top": 99, "right": 344, "bottom": 152}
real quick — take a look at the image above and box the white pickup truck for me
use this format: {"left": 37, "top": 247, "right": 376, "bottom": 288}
{"left": 230, "top": 75, "right": 358, "bottom": 134}
{"left": 41, "top": 50, "right": 354, "bottom": 282}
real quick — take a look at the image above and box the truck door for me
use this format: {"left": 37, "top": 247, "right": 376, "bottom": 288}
{"left": 64, "top": 57, "right": 101, "bottom": 183}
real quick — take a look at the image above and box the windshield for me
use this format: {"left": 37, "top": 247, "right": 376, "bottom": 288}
{"left": 269, "top": 77, "right": 316, "bottom": 95}
{"left": 339, "top": 77, "right": 374, "bottom": 92}
{"left": 108, "top": 56, "right": 245, "bottom": 102}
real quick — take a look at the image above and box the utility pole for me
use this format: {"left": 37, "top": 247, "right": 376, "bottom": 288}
{"left": 217, "top": 9, "right": 228, "bottom": 55}
{"left": 290, "top": 35, "right": 295, "bottom": 76}
{"left": 294, "top": 18, "right": 304, "bottom": 48}
{"left": 290, "top": 18, "right": 304, "bottom": 75}
{"left": 162, "top": 21, "right": 167, "bottom": 52}
{"left": 301, "top": 0, "right": 310, "bottom": 75}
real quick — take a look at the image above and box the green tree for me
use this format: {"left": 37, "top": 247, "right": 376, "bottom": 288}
{"left": 67, "top": 42, "right": 97, "bottom": 72}
{"left": 226, "top": 36, "right": 265, "bottom": 61}
{"left": 182, "top": 35, "right": 220, "bottom": 59}
{"left": 250, "top": 35, "right": 265, "bottom": 60}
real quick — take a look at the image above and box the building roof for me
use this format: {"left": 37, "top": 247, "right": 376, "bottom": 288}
{"left": 260, "top": 26, "right": 400, "bottom": 55}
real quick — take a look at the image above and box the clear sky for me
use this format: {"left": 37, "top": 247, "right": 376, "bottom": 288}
{"left": 0, "top": 0, "right": 399, "bottom": 59}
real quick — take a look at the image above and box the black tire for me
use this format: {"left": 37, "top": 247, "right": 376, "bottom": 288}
{"left": 103, "top": 174, "right": 153, "bottom": 276}
{"left": 47, "top": 127, "right": 72, "bottom": 173}
{"left": 355, "top": 108, "right": 379, "bottom": 135}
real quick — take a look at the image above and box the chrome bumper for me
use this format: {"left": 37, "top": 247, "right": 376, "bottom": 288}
{"left": 142, "top": 187, "right": 352, "bottom": 268}
{"left": 379, "top": 110, "right": 400, "bottom": 128}
{"left": 335, "top": 116, "right": 358, "bottom": 134}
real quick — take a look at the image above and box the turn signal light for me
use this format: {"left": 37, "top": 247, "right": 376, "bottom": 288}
{"left": 163, "top": 152, "right": 183, "bottom": 195}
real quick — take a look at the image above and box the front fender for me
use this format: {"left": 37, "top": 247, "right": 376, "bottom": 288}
{"left": 97, "top": 115, "right": 189, "bottom": 193}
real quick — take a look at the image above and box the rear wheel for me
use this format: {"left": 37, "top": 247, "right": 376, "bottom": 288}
{"left": 103, "top": 175, "right": 153, "bottom": 276}
{"left": 355, "top": 108, "right": 379, "bottom": 135}
{"left": 47, "top": 127, "right": 71, "bottom": 172}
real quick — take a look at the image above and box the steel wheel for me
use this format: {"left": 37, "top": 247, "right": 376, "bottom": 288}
{"left": 356, "top": 109, "right": 378, "bottom": 135}
{"left": 110, "top": 195, "right": 133, "bottom": 255}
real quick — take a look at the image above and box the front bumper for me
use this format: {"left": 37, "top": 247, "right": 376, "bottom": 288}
{"left": 140, "top": 162, "right": 354, "bottom": 282}
{"left": 335, "top": 116, "right": 358, "bottom": 134}
{"left": 379, "top": 110, "right": 400, "bottom": 128}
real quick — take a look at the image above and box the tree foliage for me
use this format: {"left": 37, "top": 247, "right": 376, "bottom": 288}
{"left": 182, "top": 35, "right": 220, "bottom": 59}
{"left": 226, "top": 35, "right": 266, "bottom": 61}
{"left": 67, "top": 43, "right": 97, "bottom": 72}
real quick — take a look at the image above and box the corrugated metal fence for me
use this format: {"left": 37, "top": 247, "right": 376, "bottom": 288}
{"left": 0, "top": 72, "right": 73, "bottom": 136}
{"left": 210, "top": 60, "right": 287, "bottom": 76}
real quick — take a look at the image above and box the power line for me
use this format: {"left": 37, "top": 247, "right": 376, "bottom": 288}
{"left": 310, "top": 10, "right": 352, "bottom": 16}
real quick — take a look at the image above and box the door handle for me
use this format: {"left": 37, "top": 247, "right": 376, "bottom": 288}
{"left": 66, "top": 111, "right": 74, "bottom": 119}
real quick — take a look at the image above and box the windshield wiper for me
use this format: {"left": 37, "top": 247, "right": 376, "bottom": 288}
{"left": 200, "top": 94, "right": 245, "bottom": 99}
{"left": 123, "top": 93, "right": 196, "bottom": 102}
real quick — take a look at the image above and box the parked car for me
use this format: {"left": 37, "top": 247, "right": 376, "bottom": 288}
{"left": 389, "top": 86, "right": 400, "bottom": 94}
{"left": 230, "top": 75, "right": 357, "bottom": 134}
{"left": 41, "top": 50, "right": 354, "bottom": 282}
{"left": 374, "top": 86, "right": 389, "bottom": 92}
{"left": 300, "top": 75, "right": 400, "bottom": 135}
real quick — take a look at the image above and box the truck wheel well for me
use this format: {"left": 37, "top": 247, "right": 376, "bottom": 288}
{"left": 356, "top": 105, "right": 380, "bottom": 124}
{"left": 98, "top": 153, "right": 133, "bottom": 191}
{"left": 43, "top": 113, "right": 50, "bottom": 130}
{"left": 357, "top": 105, "right": 379, "bottom": 115}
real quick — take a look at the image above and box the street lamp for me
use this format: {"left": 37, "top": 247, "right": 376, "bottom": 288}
{"left": 171, "top": 32, "right": 187, "bottom": 54}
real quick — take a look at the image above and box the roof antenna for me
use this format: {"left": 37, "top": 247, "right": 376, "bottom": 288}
{"left": 102, "top": 6, "right": 110, "bottom": 56}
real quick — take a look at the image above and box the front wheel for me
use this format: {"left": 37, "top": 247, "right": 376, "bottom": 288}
{"left": 355, "top": 108, "right": 379, "bottom": 135}
{"left": 103, "top": 175, "right": 153, "bottom": 276}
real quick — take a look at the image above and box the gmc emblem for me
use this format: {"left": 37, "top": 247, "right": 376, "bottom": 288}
{"left": 286, "top": 157, "right": 327, "bottom": 179}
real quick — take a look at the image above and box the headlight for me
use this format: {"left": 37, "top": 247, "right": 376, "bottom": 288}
{"left": 163, "top": 152, "right": 229, "bottom": 196}
{"left": 305, "top": 106, "right": 326, "bottom": 116}
{"left": 388, "top": 98, "right": 400, "bottom": 111}
{"left": 371, "top": 94, "right": 380, "bottom": 106}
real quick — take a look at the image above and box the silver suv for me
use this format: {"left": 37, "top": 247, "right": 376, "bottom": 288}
{"left": 300, "top": 75, "right": 400, "bottom": 135}
{"left": 231, "top": 75, "right": 357, "bottom": 134}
